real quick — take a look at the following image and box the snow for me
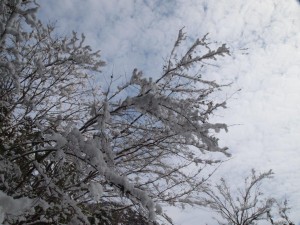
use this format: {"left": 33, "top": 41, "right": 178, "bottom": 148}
{"left": 89, "top": 182, "right": 103, "bottom": 201}
{"left": 0, "top": 190, "right": 33, "bottom": 224}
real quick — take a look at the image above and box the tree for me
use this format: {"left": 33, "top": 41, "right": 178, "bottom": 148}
{"left": 0, "top": 1, "right": 232, "bottom": 224}
{"left": 267, "top": 199, "right": 295, "bottom": 225}
{"left": 87, "top": 202, "right": 150, "bottom": 225}
{"left": 202, "top": 169, "right": 295, "bottom": 225}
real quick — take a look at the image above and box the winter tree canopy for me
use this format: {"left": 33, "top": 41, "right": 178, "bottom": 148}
{"left": 0, "top": 0, "right": 233, "bottom": 224}
{"left": 202, "top": 169, "right": 295, "bottom": 225}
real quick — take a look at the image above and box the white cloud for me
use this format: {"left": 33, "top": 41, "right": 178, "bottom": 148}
{"left": 38, "top": 0, "right": 300, "bottom": 224}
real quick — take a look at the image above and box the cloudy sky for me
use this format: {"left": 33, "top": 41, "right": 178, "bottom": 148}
{"left": 39, "top": 0, "right": 300, "bottom": 224}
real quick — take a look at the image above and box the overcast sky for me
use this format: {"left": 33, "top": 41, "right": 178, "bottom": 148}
{"left": 39, "top": 0, "right": 300, "bottom": 224}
